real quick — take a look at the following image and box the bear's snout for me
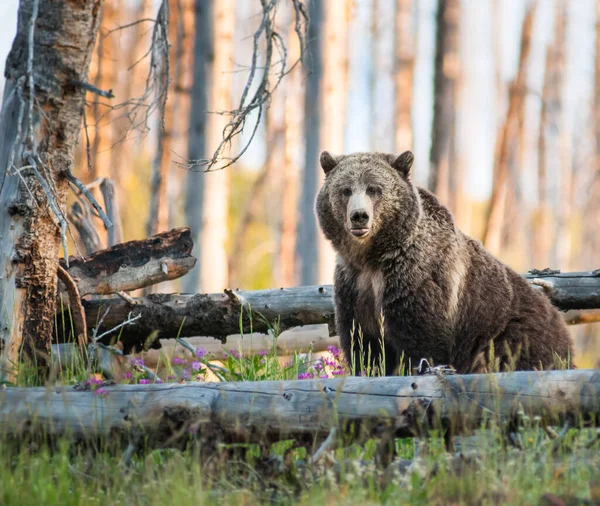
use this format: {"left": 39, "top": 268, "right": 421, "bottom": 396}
{"left": 350, "top": 210, "right": 369, "bottom": 228}
{"left": 347, "top": 193, "right": 372, "bottom": 238}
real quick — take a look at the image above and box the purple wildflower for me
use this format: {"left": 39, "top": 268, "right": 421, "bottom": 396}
{"left": 324, "top": 359, "right": 337, "bottom": 368}
{"left": 195, "top": 347, "right": 207, "bottom": 359}
{"left": 191, "top": 361, "right": 202, "bottom": 371}
{"left": 327, "top": 345, "right": 341, "bottom": 359}
{"left": 298, "top": 372, "right": 312, "bottom": 380}
{"left": 129, "top": 357, "right": 144, "bottom": 368}
{"left": 228, "top": 349, "right": 241, "bottom": 360}
{"left": 258, "top": 350, "right": 268, "bottom": 357}
{"left": 167, "top": 375, "right": 177, "bottom": 381}
{"left": 89, "top": 377, "right": 103, "bottom": 385}
{"left": 332, "top": 369, "right": 345, "bottom": 376}
{"left": 314, "top": 359, "right": 324, "bottom": 372}
{"left": 320, "top": 374, "right": 329, "bottom": 379}
{"left": 94, "top": 388, "right": 109, "bottom": 398}
{"left": 172, "top": 357, "right": 185, "bottom": 365}
{"left": 139, "top": 379, "right": 151, "bottom": 385}
{"left": 180, "top": 368, "right": 191, "bottom": 380}
{"left": 124, "top": 371, "right": 133, "bottom": 380}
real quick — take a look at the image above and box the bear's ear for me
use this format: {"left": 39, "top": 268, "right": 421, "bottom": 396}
{"left": 320, "top": 151, "right": 338, "bottom": 175}
{"left": 390, "top": 151, "right": 414, "bottom": 179}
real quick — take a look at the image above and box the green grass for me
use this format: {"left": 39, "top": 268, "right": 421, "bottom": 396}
{"left": 4, "top": 312, "right": 596, "bottom": 505}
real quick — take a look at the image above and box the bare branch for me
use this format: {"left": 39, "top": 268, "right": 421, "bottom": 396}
{"left": 70, "top": 79, "right": 115, "bottom": 99}
{"left": 57, "top": 264, "right": 87, "bottom": 350}
{"left": 93, "top": 311, "right": 142, "bottom": 343}
{"left": 64, "top": 169, "right": 113, "bottom": 229}
{"left": 178, "top": 0, "right": 308, "bottom": 173}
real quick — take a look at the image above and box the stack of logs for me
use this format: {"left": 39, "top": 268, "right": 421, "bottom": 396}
{"left": 57, "top": 226, "right": 600, "bottom": 355}
{"left": 0, "top": 227, "right": 594, "bottom": 454}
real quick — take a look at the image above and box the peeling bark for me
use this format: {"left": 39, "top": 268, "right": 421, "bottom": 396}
{"left": 0, "top": 0, "right": 104, "bottom": 382}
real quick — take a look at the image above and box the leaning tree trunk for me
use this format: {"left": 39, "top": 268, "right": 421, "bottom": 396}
{"left": 0, "top": 0, "right": 103, "bottom": 382}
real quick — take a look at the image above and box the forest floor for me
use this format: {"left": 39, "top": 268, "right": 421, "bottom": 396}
{"left": 2, "top": 330, "right": 600, "bottom": 506}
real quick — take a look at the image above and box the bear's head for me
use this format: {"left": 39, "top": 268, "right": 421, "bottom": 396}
{"left": 316, "top": 151, "right": 420, "bottom": 262}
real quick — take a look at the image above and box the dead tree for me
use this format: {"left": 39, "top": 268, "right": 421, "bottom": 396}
{"left": 395, "top": 0, "right": 415, "bottom": 151}
{"left": 0, "top": 0, "right": 104, "bottom": 382}
{"left": 428, "top": 0, "right": 460, "bottom": 205}
{"left": 535, "top": 1, "right": 566, "bottom": 269}
{"left": 483, "top": 5, "right": 536, "bottom": 255}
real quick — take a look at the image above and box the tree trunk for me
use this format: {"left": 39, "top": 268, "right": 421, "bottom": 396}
{"left": 483, "top": 5, "right": 535, "bottom": 255}
{"left": 146, "top": 3, "right": 180, "bottom": 240}
{"left": 535, "top": 1, "right": 566, "bottom": 269}
{"left": 297, "top": 0, "right": 323, "bottom": 286}
{"left": 0, "top": 0, "right": 104, "bottom": 382}
{"left": 394, "top": 0, "right": 414, "bottom": 152}
{"left": 428, "top": 0, "right": 460, "bottom": 206}
{"left": 276, "top": 17, "right": 305, "bottom": 287}
{"left": 3, "top": 370, "right": 600, "bottom": 446}
{"left": 183, "top": 0, "right": 234, "bottom": 293}
{"left": 182, "top": 0, "right": 211, "bottom": 293}
{"left": 90, "top": 1, "right": 115, "bottom": 182}
{"left": 371, "top": 0, "right": 396, "bottom": 152}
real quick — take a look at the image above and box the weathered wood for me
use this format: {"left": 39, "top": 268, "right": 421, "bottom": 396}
{"left": 68, "top": 200, "right": 104, "bottom": 256}
{"left": 80, "top": 271, "right": 600, "bottom": 351}
{"left": 100, "top": 178, "right": 123, "bottom": 247}
{"left": 83, "top": 285, "right": 334, "bottom": 352}
{"left": 52, "top": 325, "right": 338, "bottom": 367}
{"left": 58, "top": 228, "right": 196, "bottom": 298}
{"left": 2, "top": 370, "right": 600, "bottom": 446}
{"left": 524, "top": 270, "right": 600, "bottom": 310}
{"left": 0, "top": 0, "right": 104, "bottom": 382}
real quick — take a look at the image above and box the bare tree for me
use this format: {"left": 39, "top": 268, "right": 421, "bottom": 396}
{"left": 0, "top": 0, "right": 104, "bottom": 381}
{"left": 297, "top": 0, "right": 323, "bottom": 286}
{"left": 483, "top": 4, "right": 535, "bottom": 255}
{"left": 183, "top": 0, "right": 235, "bottom": 293}
{"left": 276, "top": 16, "right": 305, "bottom": 287}
{"left": 394, "top": 0, "right": 414, "bottom": 152}
{"left": 90, "top": 2, "right": 116, "bottom": 182}
{"left": 535, "top": 0, "right": 566, "bottom": 269}
{"left": 298, "top": 0, "right": 348, "bottom": 285}
{"left": 147, "top": 1, "right": 184, "bottom": 239}
{"left": 371, "top": 0, "right": 395, "bottom": 152}
{"left": 428, "top": 0, "right": 460, "bottom": 205}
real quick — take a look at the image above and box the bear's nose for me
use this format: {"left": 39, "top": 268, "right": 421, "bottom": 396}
{"left": 350, "top": 209, "right": 369, "bottom": 227}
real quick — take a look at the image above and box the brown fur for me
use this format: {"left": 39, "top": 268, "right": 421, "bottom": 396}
{"left": 316, "top": 151, "right": 575, "bottom": 375}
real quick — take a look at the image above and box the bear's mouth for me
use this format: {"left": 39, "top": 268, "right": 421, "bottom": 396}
{"left": 350, "top": 228, "right": 369, "bottom": 238}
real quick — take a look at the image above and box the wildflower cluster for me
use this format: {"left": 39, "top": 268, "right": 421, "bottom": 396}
{"left": 296, "top": 346, "right": 348, "bottom": 380}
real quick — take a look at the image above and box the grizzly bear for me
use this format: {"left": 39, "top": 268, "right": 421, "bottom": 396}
{"left": 316, "top": 151, "right": 574, "bottom": 375}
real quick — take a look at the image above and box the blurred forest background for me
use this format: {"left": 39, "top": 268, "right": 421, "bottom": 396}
{"left": 1, "top": 0, "right": 599, "bottom": 363}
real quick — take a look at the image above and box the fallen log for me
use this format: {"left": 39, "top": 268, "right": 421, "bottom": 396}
{"left": 81, "top": 270, "right": 600, "bottom": 351}
{"left": 83, "top": 285, "right": 334, "bottom": 352}
{"left": 57, "top": 227, "right": 196, "bottom": 298}
{"left": 2, "top": 370, "right": 600, "bottom": 446}
{"left": 525, "top": 269, "right": 600, "bottom": 310}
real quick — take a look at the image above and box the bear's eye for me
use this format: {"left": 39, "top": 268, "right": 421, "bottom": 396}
{"left": 367, "top": 186, "right": 382, "bottom": 197}
{"left": 342, "top": 188, "right": 352, "bottom": 197}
